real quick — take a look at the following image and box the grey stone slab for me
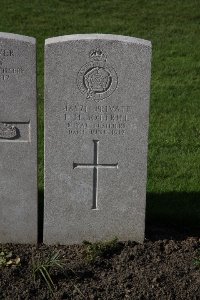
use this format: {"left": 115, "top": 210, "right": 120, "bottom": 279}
{"left": 44, "top": 34, "right": 152, "bottom": 244}
{"left": 0, "top": 33, "right": 37, "bottom": 243}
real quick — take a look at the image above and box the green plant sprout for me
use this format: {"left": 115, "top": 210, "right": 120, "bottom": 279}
{"left": 83, "top": 237, "right": 119, "bottom": 262}
{"left": 32, "top": 250, "right": 65, "bottom": 293}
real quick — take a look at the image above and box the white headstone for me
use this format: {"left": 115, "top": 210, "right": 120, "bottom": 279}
{"left": 44, "top": 34, "right": 152, "bottom": 244}
{"left": 0, "top": 33, "right": 37, "bottom": 243}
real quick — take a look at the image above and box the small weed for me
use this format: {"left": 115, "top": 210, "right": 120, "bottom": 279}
{"left": 32, "top": 250, "right": 65, "bottom": 293}
{"left": 83, "top": 237, "right": 119, "bottom": 262}
{"left": 32, "top": 250, "right": 86, "bottom": 298}
{"left": 0, "top": 248, "right": 20, "bottom": 267}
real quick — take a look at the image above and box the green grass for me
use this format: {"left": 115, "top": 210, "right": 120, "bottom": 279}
{"left": 83, "top": 238, "right": 119, "bottom": 262}
{"left": 0, "top": 0, "right": 199, "bottom": 228}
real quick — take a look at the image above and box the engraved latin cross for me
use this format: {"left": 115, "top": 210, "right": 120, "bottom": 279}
{"left": 73, "top": 140, "right": 118, "bottom": 210}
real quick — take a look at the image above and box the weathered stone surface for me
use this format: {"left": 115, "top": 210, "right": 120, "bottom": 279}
{"left": 44, "top": 34, "right": 151, "bottom": 244}
{"left": 0, "top": 33, "right": 37, "bottom": 243}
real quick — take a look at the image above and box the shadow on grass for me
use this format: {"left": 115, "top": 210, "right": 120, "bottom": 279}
{"left": 38, "top": 189, "right": 44, "bottom": 243}
{"left": 37, "top": 190, "right": 199, "bottom": 243}
{"left": 146, "top": 192, "right": 200, "bottom": 240}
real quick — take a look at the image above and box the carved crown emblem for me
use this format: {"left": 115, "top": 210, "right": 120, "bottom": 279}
{"left": 77, "top": 49, "right": 118, "bottom": 102}
{"left": 89, "top": 49, "right": 107, "bottom": 62}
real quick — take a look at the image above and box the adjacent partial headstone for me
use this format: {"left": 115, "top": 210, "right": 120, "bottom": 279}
{"left": 44, "top": 34, "right": 152, "bottom": 244}
{"left": 0, "top": 33, "right": 37, "bottom": 243}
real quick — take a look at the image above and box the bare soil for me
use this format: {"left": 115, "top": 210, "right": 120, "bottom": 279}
{"left": 0, "top": 225, "right": 199, "bottom": 300}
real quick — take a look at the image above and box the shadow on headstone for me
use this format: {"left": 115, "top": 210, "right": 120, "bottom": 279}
{"left": 146, "top": 192, "right": 200, "bottom": 240}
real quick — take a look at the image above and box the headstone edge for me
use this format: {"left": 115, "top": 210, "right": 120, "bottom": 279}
{"left": 45, "top": 33, "right": 151, "bottom": 48}
{"left": 0, "top": 32, "right": 35, "bottom": 44}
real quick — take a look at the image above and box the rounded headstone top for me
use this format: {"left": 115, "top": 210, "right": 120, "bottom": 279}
{"left": 0, "top": 32, "right": 35, "bottom": 44}
{"left": 45, "top": 34, "right": 151, "bottom": 48}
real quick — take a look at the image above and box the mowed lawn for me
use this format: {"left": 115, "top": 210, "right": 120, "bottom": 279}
{"left": 0, "top": 0, "right": 200, "bottom": 228}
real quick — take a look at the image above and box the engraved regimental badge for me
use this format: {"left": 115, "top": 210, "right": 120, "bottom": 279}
{"left": 0, "top": 123, "right": 18, "bottom": 139}
{"left": 77, "top": 49, "right": 118, "bottom": 101}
